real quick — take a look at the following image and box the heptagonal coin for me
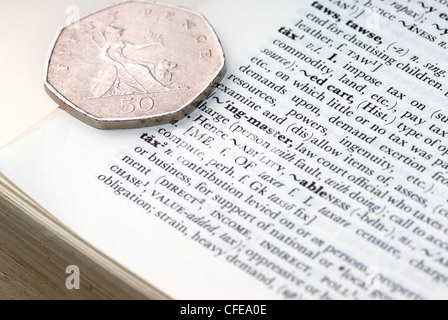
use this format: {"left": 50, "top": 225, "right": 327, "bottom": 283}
{"left": 45, "top": 1, "right": 226, "bottom": 129}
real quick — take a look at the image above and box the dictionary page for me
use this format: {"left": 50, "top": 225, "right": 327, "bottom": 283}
{"left": 1, "top": 0, "right": 448, "bottom": 300}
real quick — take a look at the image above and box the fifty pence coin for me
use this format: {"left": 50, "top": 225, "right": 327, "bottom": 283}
{"left": 45, "top": 1, "right": 226, "bottom": 129}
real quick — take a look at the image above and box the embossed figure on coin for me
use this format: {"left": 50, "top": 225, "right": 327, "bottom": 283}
{"left": 86, "top": 25, "right": 186, "bottom": 99}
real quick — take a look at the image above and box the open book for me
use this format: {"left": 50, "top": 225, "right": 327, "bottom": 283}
{"left": 1, "top": 0, "right": 448, "bottom": 300}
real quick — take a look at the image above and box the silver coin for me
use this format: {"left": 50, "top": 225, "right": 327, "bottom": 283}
{"left": 45, "top": 1, "right": 226, "bottom": 129}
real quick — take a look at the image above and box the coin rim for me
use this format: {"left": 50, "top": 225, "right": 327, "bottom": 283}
{"left": 44, "top": 0, "right": 226, "bottom": 129}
